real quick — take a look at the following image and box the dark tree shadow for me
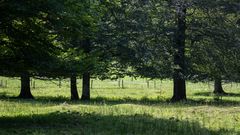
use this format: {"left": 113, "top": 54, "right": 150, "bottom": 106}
{"left": 0, "top": 93, "right": 240, "bottom": 107}
{"left": 0, "top": 92, "right": 8, "bottom": 98}
{"left": 194, "top": 92, "right": 240, "bottom": 97}
{"left": 0, "top": 111, "right": 236, "bottom": 135}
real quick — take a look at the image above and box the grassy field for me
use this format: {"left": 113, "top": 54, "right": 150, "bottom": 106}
{"left": 0, "top": 77, "right": 240, "bottom": 135}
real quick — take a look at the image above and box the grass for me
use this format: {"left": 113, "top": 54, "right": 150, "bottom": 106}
{"left": 0, "top": 77, "right": 240, "bottom": 135}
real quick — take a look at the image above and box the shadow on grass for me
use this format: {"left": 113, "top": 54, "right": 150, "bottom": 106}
{"left": 194, "top": 92, "right": 240, "bottom": 97}
{"left": 0, "top": 92, "right": 240, "bottom": 107}
{"left": 0, "top": 111, "right": 236, "bottom": 135}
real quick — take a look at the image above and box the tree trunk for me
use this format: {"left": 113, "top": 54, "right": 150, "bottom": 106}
{"left": 81, "top": 72, "right": 90, "bottom": 100}
{"left": 18, "top": 72, "right": 34, "bottom": 99}
{"left": 81, "top": 39, "right": 91, "bottom": 100}
{"left": 172, "top": 78, "right": 186, "bottom": 101}
{"left": 214, "top": 79, "right": 226, "bottom": 94}
{"left": 171, "top": 6, "right": 187, "bottom": 102}
{"left": 70, "top": 75, "right": 79, "bottom": 100}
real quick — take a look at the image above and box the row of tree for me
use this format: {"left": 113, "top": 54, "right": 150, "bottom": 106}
{"left": 0, "top": 0, "right": 239, "bottom": 101}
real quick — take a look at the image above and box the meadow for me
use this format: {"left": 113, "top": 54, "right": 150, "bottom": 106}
{"left": 0, "top": 77, "right": 240, "bottom": 135}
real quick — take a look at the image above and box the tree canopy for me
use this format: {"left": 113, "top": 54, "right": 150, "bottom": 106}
{"left": 0, "top": 0, "right": 239, "bottom": 101}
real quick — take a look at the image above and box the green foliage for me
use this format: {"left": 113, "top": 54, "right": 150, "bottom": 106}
{"left": 1, "top": 0, "right": 240, "bottom": 100}
{"left": 187, "top": 0, "right": 240, "bottom": 81}
{"left": 0, "top": 0, "right": 64, "bottom": 76}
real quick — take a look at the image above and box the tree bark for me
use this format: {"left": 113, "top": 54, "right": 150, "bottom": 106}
{"left": 172, "top": 78, "right": 186, "bottom": 101}
{"left": 70, "top": 75, "right": 79, "bottom": 100}
{"left": 214, "top": 78, "right": 226, "bottom": 94}
{"left": 81, "top": 39, "right": 91, "bottom": 101}
{"left": 171, "top": 6, "right": 187, "bottom": 102}
{"left": 18, "top": 72, "right": 34, "bottom": 99}
{"left": 81, "top": 72, "right": 90, "bottom": 100}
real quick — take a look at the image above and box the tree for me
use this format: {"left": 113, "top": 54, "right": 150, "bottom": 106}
{"left": 113, "top": 0, "right": 240, "bottom": 100}
{"left": 100, "top": 0, "right": 187, "bottom": 101}
{"left": 171, "top": 0, "right": 187, "bottom": 101}
{"left": 0, "top": 0, "right": 64, "bottom": 98}
{"left": 188, "top": 0, "right": 240, "bottom": 94}
{"left": 57, "top": 0, "right": 114, "bottom": 100}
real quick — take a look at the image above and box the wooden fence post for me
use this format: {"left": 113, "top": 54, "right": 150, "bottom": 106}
{"left": 33, "top": 80, "right": 35, "bottom": 89}
{"left": 59, "top": 79, "right": 62, "bottom": 88}
{"left": 30, "top": 79, "right": 33, "bottom": 87}
{"left": 91, "top": 80, "right": 93, "bottom": 89}
{"left": 122, "top": 79, "right": 124, "bottom": 89}
{"left": 118, "top": 79, "right": 121, "bottom": 88}
{"left": 147, "top": 81, "right": 149, "bottom": 89}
